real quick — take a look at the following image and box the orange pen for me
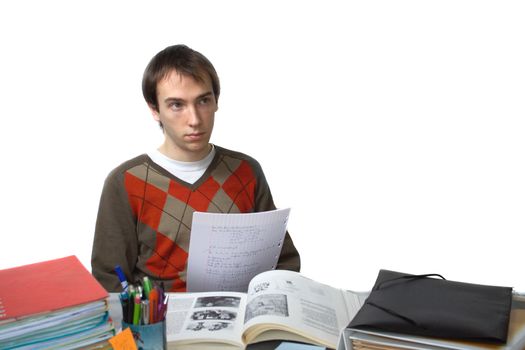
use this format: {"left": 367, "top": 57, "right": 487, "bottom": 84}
{"left": 149, "top": 288, "right": 158, "bottom": 324}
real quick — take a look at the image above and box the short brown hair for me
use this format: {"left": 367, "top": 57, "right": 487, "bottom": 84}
{"left": 142, "top": 44, "right": 220, "bottom": 112}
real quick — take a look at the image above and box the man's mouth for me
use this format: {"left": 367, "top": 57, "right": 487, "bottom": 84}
{"left": 186, "top": 132, "right": 205, "bottom": 140}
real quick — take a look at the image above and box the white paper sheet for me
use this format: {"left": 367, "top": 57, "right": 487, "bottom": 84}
{"left": 187, "top": 208, "right": 291, "bottom": 293}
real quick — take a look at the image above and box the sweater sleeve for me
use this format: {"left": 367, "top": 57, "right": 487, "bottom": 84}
{"left": 252, "top": 160, "right": 301, "bottom": 272}
{"left": 91, "top": 170, "right": 139, "bottom": 292}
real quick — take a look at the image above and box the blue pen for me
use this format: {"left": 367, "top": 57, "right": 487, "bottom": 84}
{"left": 114, "top": 265, "right": 129, "bottom": 293}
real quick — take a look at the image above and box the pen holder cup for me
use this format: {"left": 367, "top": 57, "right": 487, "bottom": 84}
{"left": 121, "top": 320, "right": 167, "bottom": 350}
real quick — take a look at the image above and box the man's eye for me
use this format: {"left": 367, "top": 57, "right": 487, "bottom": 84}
{"left": 169, "top": 102, "right": 183, "bottom": 110}
{"left": 198, "top": 97, "right": 210, "bottom": 105}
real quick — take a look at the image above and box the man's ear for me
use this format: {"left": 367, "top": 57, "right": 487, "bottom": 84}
{"left": 148, "top": 104, "right": 160, "bottom": 122}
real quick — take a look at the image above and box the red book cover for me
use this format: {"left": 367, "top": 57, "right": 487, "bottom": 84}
{"left": 0, "top": 256, "right": 108, "bottom": 321}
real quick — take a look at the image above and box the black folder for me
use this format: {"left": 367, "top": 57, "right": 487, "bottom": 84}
{"left": 348, "top": 269, "right": 513, "bottom": 344}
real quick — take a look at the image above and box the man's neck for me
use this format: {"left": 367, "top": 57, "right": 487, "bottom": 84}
{"left": 157, "top": 143, "right": 212, "bottom": 162}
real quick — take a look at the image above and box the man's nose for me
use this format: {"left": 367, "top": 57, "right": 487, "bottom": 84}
{"left": 187, "top": 105, "right": 201, "bottom": 126}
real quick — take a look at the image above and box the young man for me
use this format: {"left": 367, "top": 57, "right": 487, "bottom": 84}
{"left": 91, "top": 45, "right": 300, "bottom": 292}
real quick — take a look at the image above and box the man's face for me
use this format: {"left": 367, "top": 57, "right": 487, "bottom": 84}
{"left": 150, "top": 70, "right": 217, "bottom": 162}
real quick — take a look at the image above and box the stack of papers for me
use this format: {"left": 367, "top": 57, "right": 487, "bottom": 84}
{"left": 0, "top": 256, "right": 115, "bottom": 349}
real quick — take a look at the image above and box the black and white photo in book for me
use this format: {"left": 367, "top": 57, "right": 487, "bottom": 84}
{"left": 245, "top": 294, "right": 289, "bottom": 323}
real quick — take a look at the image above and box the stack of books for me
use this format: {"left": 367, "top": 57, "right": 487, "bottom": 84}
{"left": 0, "top": 256, "right": 115, "bottom": 349}
{"left": 338, "top": 292, "right": 525, "bottom": 350}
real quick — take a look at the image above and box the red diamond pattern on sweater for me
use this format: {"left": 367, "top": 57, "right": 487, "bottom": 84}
{"left": 145, "top": 232, "right": 187, "bottom": 278}
{"left": 167, "top": 180, "right": 192, "bottom": 205}
{"left": 222, "top": 160, "right": 256, "bottom": 212}
{"left": 124, "top": 171, "right": 167, "bottom": 231}
{"left": 188, "top": 177, "right": 221, "bottom": 212}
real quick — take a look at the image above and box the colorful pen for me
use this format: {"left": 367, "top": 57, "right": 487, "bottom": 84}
{"left": 119, "top": 291, "right": 129, "bottom": 323}
{"left": 149, "top": 287, "right": 158, "bottom": 324}
{"left": 142, "top": 299, "right": 150, "bottom": 325}
{"left": 157, "top": 285, "right": 165, "bottom": 319}
{"left": 114, "top": 265, "right": 129, "bottom": 293}
{"left": 157, "top": 294, "right": 169, "bottom": 322}
{"left": 143, "top": 276, "right": 153, "bottom": 298}
{"left": 133, "top": 294, "right": 141, "bottom": 325}
{"left": 127, "top": 285, "right": 136, "bottom": 324}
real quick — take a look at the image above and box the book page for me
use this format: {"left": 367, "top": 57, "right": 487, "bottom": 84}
{"left": 187, "top": 209, "right": 291, "bottom": 292}
{"left": 165, "top": 291, "right": 247, "bottom": 348}
{"left": 241, "top": 270, "right": 363, "bottom": 349}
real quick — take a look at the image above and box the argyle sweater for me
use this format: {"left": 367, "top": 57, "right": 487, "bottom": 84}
{"left": 91, "top": 146, "right": 300, "bottom": 292}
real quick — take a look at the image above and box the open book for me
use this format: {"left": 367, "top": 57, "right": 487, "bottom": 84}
{"left": 165, "top": 270, "right": 367, "bottom": 350}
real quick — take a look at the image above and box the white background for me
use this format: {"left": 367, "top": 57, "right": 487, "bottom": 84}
{"left": 1, "top": 1, "right": 523, "bottom": 291}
